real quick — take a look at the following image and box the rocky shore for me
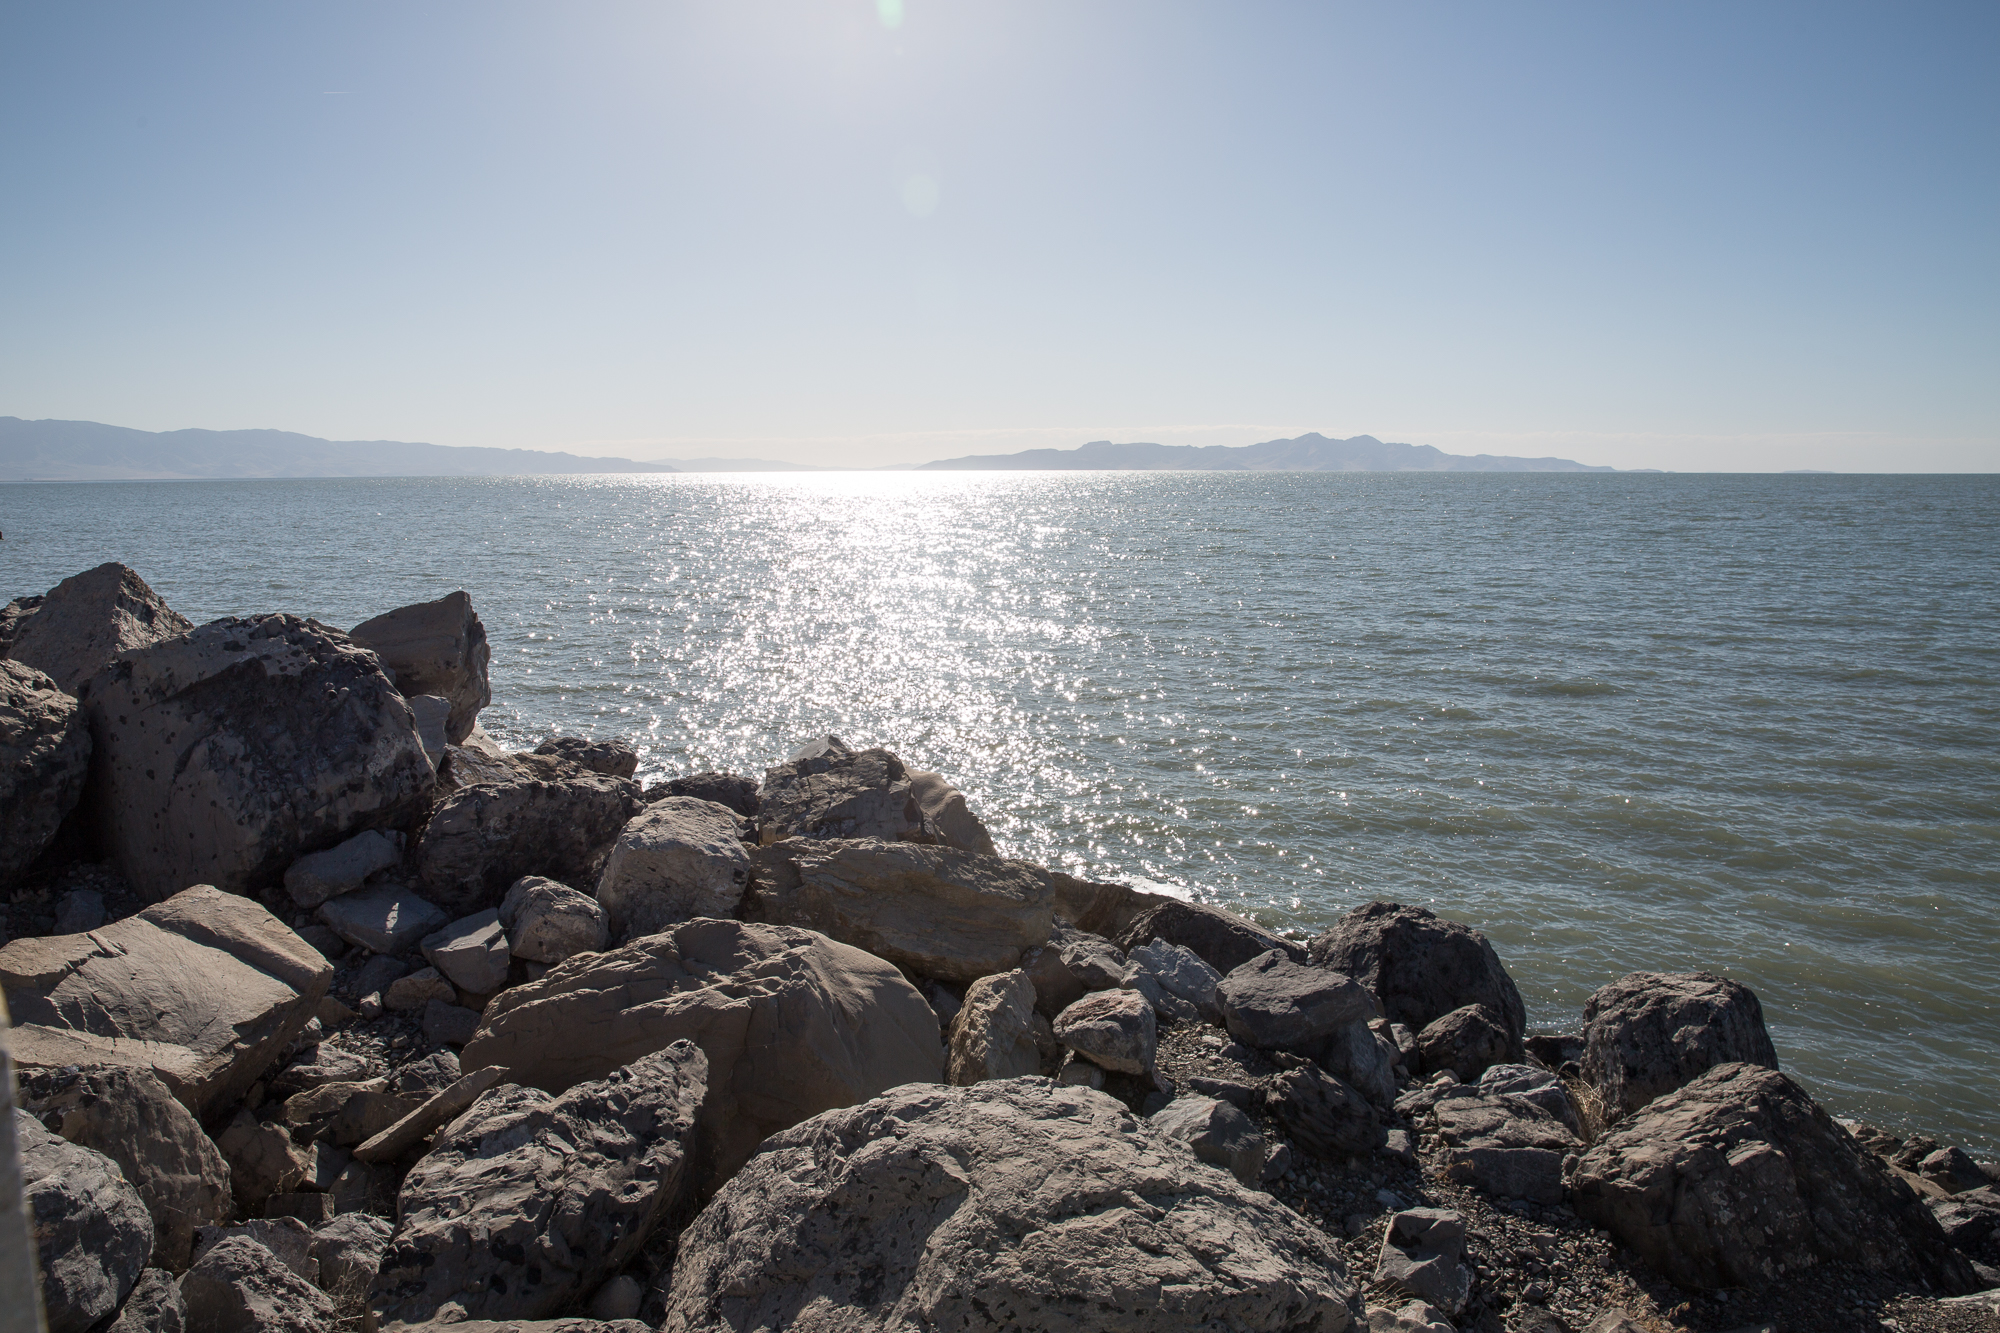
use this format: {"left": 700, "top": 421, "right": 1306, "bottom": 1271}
{"left": 2, "top": 561, "right": 1996, "bottom": 1333}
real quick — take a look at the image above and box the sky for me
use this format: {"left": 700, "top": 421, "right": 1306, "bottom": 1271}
{"left": 1, "top": 2, "right": 1995, "bottom": 471}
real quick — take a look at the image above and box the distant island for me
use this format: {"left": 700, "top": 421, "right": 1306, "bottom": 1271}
{"left": 917, "top": 433, "right": 1614, "bottom": 473}
{"left": 1, "top": 417, "right": 1614, "bottom": 480}
{"left": 0, "top": 417, "right": 683, "bottom": 481}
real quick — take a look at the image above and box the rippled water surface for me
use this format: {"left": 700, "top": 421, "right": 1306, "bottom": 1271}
{"left": 6, "top": 471, "right": 1997, "bottom": 1152}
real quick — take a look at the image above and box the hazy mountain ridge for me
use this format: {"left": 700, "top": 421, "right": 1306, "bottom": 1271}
{"left": 0, "top": 417, "right": 680, "bottom": 480}
{"left": 917, "top": 432, "right": 1613, "bottom": 472}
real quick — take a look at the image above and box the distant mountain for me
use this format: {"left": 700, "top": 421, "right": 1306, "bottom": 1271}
{"left": 917, "top": 432, "right": 1613, "bottom": 473}
{"left": 662, "top": 456, "right": 822, "bottom": 473}
{"left": 0, "top": 417, "right": 679, "bottom": 480}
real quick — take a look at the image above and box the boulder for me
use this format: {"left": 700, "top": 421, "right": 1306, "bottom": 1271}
{"left": 107, "top": 1267, "right": 187, "bottom": 1333}
{"left": 1, "top": 884, "right": 332, "bottom": 1117}
{"left": 416, "top": 753, "right": 645, "bottom": 916}
{"left": 89, "top": 616, "right": 433, "bottom": 903}
{"left": 1580, "top": 971, "right": 1779, "bottom": 1122}
{"left": 191, "top": 1218, "right": 317, "bottom": 1284}
{"left": 282, "top": 829, "right": 403, "bottom": 911}
{"left": 595, "top": 798, "right": 752, "bottom": 940}
{"left": 1049, "top": 870, "right": 1156, "bottom": 937}
{"left": 282, "top": 1080, "right": 419, "bottom": 1148}
{"left": 1052, "top": 988, "right": 1157, "bottom": 1076}
{"left": 460, "top": 918, "right": 943, "bottom": 1183}
{"left": 348, "top": 590, "right": 492, "bottom": 744}
{"left": 421, "top": 908, "right": 511, "bottom": 994}
{"left": 1321, "top": 1018, "right": 1399, "bottom": 1108}
{"left": 499, "top": 875, "right": 608, "bottom": 963}
{"left": 388, "top": 1050, "right": 462, "bottom": 1098}
{"left": 1415, "top": 1003, "right": 1520, "bottom": 1083}
{"left": 0, "top": 660, "right": 91, "bottom": 884}
{"left": 1307, "top": 901, "right": 1526, "bottom": 1040}
{"left": 747, "top": 838, "right": 1054, "bottom": 983}
{"left": 650, "top": 770, "right": 759, "bottom": 818}
{"left": 946, "top": 969, "right": 1041, "bottom": 1085}
{"left": 1217, "top": 949, "right": 1375, "bottom": 1054}
{"left": 20, "top": 1064, "right": 230, "bottom": 1270}
{"left": 180, "top": 1234, "right": 335, "bottom": 1333}
{"left": 384, "top": 966, "right": 456, "bottom": 1012}
{"left": 658, "top": 1079, "right": 1357, "bottom": 1333}
{"left": 310, "top": 1212, "right": 392, "bottom": 1301}
{"left": 1372, "top": 1208, "right": 1471, "bottom": 1315}
{"left": 1477, "top": 1064, "right": 1581, "bottom": 1133}
{"left": 1570, "top": 1062, "right": 1979, "bottom": 1292}
{"left": 6, "top": 561, "right": 191, "bottom": 697}
{"left": 535, "top": 735, "right": 639, "bottom": 778}
{"left": 318, "top": 881, "right": 447, "bottom": 955}
{"left": 1116, "top": 898, "right": 1304, "bottom": 976}
{"left": 17, "top": 1110, "right": 153, "bottom": 1333}
{"left": 0, "top": 592, "right": 43, "bottom": 655}
{"left": 754, "top": 736, "right": 916, "bottom": 842}
{"left": 1150, "top": 1094, "right": 1267, "bottom": 1186}
{"left": 906, "top": 767, "right": 998, "bottom": 856}
{"left": 1433, "top": 1095, "right": 1579, "bottom": 1204}
{"left": 1266, "top": 1065, "right": 1385, "bottom": 1158}
{"left": 1930, "top": 1186, "right": 2000, "bottom": 1266}
{"left": 369, "top": 1042, "right": 708, "bottom": 1328}
{"left": 423, "top": 999, "right": 481, "bottom": 1047}
{"left": 590, "top": 1276, "right": 645, "bottom": 1320}
{"left": 214, "top": 1112, "right": 312, "bottom": 1214}
{"left": 1129, "top": 938, "right": 1223, "bottom": 1021}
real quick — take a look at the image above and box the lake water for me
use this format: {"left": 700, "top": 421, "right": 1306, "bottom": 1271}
{"left": 5, "top": 470, "right": 1996, "bottom": 1154}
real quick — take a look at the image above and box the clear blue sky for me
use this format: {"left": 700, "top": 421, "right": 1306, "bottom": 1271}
{"left": 2, "top": 2, "right": 1994, "bottom": 470}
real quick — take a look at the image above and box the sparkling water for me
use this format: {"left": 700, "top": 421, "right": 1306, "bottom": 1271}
{"left": 6, "top": 470, "right": 1996, "bottom": 1152}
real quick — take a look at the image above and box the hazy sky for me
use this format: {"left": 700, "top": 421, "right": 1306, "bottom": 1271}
{"left": 3, "top": 2, "right": 1994, "bottom": 471}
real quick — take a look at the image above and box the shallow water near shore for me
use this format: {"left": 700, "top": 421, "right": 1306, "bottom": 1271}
{"left": 5, "top": 470, "right": 1997, "bottom": 1154}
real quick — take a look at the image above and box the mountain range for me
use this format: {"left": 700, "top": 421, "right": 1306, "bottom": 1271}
{"left": 916, "top": 433, "right": 1612, "bottom": 472}
{"left": 0, "top": 417, "right": 1611, "bottom": 479}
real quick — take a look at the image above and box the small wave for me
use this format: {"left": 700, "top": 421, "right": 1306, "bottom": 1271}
{"left": 1529, "top": 679, "right": 1619, "bottom": 697}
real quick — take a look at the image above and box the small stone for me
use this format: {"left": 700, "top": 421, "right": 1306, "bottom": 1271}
{"left": 590, "top": 1274, "right": 646, "bottom": 1320}
{"left": 284, "top": 830, "right": 404, "bottom": 910}
{"left": 419, "top": 908, "right": 511, "bottom": 994}
{"left": 384, "top": 966, "right": 456, "bottom": 1012}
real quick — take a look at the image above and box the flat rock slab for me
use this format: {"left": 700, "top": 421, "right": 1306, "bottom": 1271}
{"left": 422, "top": 908, "right": 511, "bottom": 993}
{"left": 284, "top": 829, "right": 404, "bottom": 910}
{"left": 369, "top": 1042, "right": 707, "bottom": 1328}
{"left": 461, "top": 918, "right": 943, "bottom": 1184}
{"left": 83, "top": 612, "right": 434, "bottom": 901}
{"left": 658, "top": 1078, "right": 1357, "bottom": 1333}
{"left": 747, "top": 836, "right": 1053, "bottom": 983}
{"left": 318, "top": 882, "right": 448, "bottom": 955}
{"left": 1218, "top": 949, "right": 1375, "bottom": 1054}
{"left": 2, "top": 884, "right": 332, "bottom": 1118}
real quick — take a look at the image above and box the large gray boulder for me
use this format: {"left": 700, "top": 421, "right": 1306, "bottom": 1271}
{"left": 659, "top": 1079, "right": 1356, "bottom": 1333}
{"left": 499, "top": 875, "right": 608, "bottom": 964}
{"left": 1570, "top": 1062, "right": 1979, "bottom": 1292}
{"left": 17, "top": 1110, "right": 154, "bottom": 1333}
{"left": 416, "top": 751, "right": 645, "bottom": 916}
{"left": 20, "top": 1063, "right": 231, "bottom": 1270}
{"left": 595, "top": 797, "right": 752, "bottom": 940}
{"left": 1115, "top": 898, "right": 1303, "bottom": 976}
{"left": 1218, "top": 949, "right": 1376, "bottom": 1054}
{"left": 946, "top": 969, "right": 1041, "bottom": 1085}
{"left": 1580, "top": 971, "right": 1779, "bottom": 1122}
{"left": 349, "top": 590, "right": 492, "bottom": 744}
{"left": 369, "top": 1042, "right": 707, "bottom": 1328}
{"left": 0, "top": 660, "right": 91, "bottom": 885}
{"left": 83, "top": 613, "right": 434, "bottom": 900}
{"left": 460, "top": 918, "right": 943, "bottom": 1183}
{"left": 746, "top": 837, "right": 1053, "bottom": 983}
{"left": 5, "top": 561, "right": 191, "bottom": 697}
{"left": 1307, "top": 901, "right": 1526, "bottom": 1040}
{"left": 2, "top": 884, "right": 332, "bottom": 1117}
{"left": 179, "top": 1234, "right": 335, "bottom": 1333}
{"left": 1129, "top": 938, "right": 1223, "bottom": 1021}
{"left": 754, "top": 737, "right": 994, "bottom": 853}
{"left": 1415, "top": 1003, "right": 1519, "bottom": 1083}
